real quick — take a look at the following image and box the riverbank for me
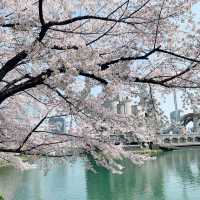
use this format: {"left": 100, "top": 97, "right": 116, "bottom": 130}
{"left": 132, "top": 149, "right": 163, "bottom": 156}
{"left": 0, "top": 148, "right": 164, "bottom": 169}
{"left": 0, "top": 155, "right": 36, "bottom": 168}
{"left": 0, "top": 160, "right": 9, "bottom": 168}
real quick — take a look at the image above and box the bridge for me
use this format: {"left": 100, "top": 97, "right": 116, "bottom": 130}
{"left": 158, "top": 133, "right": 200, "bottom": 150}
{"left": 159, "top": 111, "right": 200, "bottom": 146}
{"left": 159, "top": 133, "right": 200, "bottom": 144}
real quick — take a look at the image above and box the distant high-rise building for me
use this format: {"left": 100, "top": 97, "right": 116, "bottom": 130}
{"left": 48, "top": 117, "right": 66, "bottom": 133}
{"left": 108, "top": 96, "right": 133, "bottom": 115}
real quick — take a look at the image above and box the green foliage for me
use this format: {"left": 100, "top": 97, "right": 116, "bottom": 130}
{"left": 134, "top": 149, "right": 163, "bottom": 156}
{"left": 0, "top": 194, "right": 4, "bottom": 200}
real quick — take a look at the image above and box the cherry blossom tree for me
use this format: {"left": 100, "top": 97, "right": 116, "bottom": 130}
{"left": 0, "top": 0, "right": 200, "bottom": 172}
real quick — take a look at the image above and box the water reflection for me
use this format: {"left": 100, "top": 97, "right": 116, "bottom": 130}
{"left": 0, "top": 167, "right": 23, "bottom": 200}
{"left": 1, "top": 150, "right": 200, "bottom": 200}
{"left": 0, "top": 160, "right": 87, "bottom": 200}
{"left": 86, "top": 149, "right": 200, "bottom": 200}
{"left": 86, "top": 157, "right": 165, "bottom": 200}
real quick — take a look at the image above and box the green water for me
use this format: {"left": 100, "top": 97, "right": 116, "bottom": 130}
{"left": 1, "top": 149, "right": 200, "bottom": 200}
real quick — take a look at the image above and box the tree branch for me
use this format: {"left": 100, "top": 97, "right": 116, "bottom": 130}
{"left": 46, "top": 15, "right": 135, "bottom": 27}
{"left": 17, "top": 112, "right": 49, "bottom": 152}
{"left": 39, "top": 0, "right": 45, "bottom": 25}
{"left": 0, "top": 50, "right": 27, "bottom": 81}
{"left": 99, "top": 47, "right": 160, "bottom": 70}
{"left": 157, "top": 48, "right": 200, "bottom": 63}
{"left": 0, "top": 69, "right": 52, "bottom": 104}
{"left": 78, "top": 70, "right": 108, "bottom": 85}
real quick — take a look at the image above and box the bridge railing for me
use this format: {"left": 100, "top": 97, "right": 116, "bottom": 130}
{"left": 159, "top": 132, "right": 200, "bottom": 144}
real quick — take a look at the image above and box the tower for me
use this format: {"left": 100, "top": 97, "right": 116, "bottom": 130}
{"left": 170, "top": 89, "right": 181, "bottom": 123}
{"left": 124, "top": 96, "right": 132, "bottom": 115}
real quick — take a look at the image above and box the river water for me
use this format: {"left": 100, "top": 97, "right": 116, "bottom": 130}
{"left": 1, "top": 149, "right": 200, "bottom": 200}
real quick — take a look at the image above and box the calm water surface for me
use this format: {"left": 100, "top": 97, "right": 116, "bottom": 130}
{"left": 1, "top": 149, "right": 200, "bottom": 200}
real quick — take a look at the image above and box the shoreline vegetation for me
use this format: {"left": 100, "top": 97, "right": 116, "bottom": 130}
{"left": 0, "top": 149, "right": 163, "bottom": 168}
{"left": 0, "top": 155, "right": 36, "bottom": 168}
{"left": 133, "top": 149, "right": 163, "bottom": 157}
